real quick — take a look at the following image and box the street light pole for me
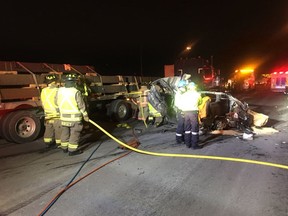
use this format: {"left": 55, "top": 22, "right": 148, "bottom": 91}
{"left": 211, "top": 55, "right": 214, "bottom": 67}
{"left": 140, "top": 45, "right": 143, "bottom": 77}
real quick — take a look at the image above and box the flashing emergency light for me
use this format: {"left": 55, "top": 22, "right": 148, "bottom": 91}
{"left": 239, "top": 69, "right": 254, "bottom": 73}
{"left": 271, "top": 71, "right": 288, "bottom": 75}
{"left": 235, "top": 68, "right": 254, "bottom": 74}
{"left": 203, "top": 76, "right": 213, "bottom": 81}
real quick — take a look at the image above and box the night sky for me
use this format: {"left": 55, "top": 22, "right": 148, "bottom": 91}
{"left": 1, "top": 1, "right": 288, "bottom": 78}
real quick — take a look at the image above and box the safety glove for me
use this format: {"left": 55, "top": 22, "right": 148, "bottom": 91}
{"left": 83, "top": 115, "right": 89, "bottom": 122}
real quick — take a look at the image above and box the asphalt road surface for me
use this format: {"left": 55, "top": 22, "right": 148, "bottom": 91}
{"left": 1, "top": 87, "right": 288, "bottom": 216}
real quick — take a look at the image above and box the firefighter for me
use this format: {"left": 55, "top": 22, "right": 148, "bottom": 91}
{"left": 174, "top": 80, "right": 188, "bottom": 144}
{"left": 57, "top": 73, "right": 89, "bottom": 156}
{"left": 76, "top": 74, "right": 91, "bottom": 100}
{"left": 175, "top": 82, "right": 202, "bottom": 149}
{"left": 147, "top": 102, "right": 163, "bottom": 127}
{"left": 75, "top": 74, "right": 91, "bottom": 131}
{"left": 40, "top": 74, "right": 61, "bottom": 149}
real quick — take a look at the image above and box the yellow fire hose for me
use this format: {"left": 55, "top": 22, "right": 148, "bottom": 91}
{"left": 89, "top": 119, "right": 288, "bottom": 170}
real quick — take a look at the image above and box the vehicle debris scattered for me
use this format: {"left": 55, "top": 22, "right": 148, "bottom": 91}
{"left": 146, "top": 75, "right": 269, "bottom": 138}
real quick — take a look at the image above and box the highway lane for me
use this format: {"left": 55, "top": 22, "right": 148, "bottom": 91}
{"left": 1, "top": 88, "right": 288, "bottom": 216}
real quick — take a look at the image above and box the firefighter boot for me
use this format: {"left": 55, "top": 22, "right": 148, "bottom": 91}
{"left": 62, "top": 148, "right": 68, "bottom": 153}
{"left": 176, "top": 135, "right": 184, "bottom": 144}
{"left": 68, "top": 149, "right": 83, "bottom": 156}
{"left": 191, "top": 132, "right": 202, "bottom": 149}
{"left": 44, "top": 142, "right": 57, "bottom": 150}
{"left": 184, "top": 133, "right": 191, "bottom": 148}
{"left": 192, "top": 145, "right": 203, "bottom": 150}
{"left": 191, "top": 139, "right": 203, "bottom": 149}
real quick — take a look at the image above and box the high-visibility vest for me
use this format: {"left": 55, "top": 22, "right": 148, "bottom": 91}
{"left": 175, "top": 89, "right": 202, "bottom": 111}
{"left": 198, "top": 96, "right": 211, "bottom": 119}
{"left": 57, "top": 87, "right": 87, "bottom": 122}
{"left": 174, "top": 90, "right": 183, "bottom": 109}
{"left": 40, "top": 85, "right": 59, "bottom": 119}
{"left": 148, "top": 103, "right": 162, "bottom": 117}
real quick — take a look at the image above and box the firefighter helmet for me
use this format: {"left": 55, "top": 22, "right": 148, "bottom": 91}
{"left": 64, "top": 73, "right": 79, "bottom": 82}
{"left": 187, "top": 82, "right": 196, "bottom": 90}
{"left": 45, "top": 74, "right": 57, "bottom": 84}
{"left": 177, "top": 80, "right": 187, "bottom": 88}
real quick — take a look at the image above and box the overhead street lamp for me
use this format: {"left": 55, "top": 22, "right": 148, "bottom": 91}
{"left": 178, "top": 43, "right": 194, "bottom": 59}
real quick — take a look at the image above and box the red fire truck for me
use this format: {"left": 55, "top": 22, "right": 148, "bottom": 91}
{"left": 230, "top": 68, "right": 255, "bottom": 92}
{"left": 164, "top": 56, "right": 220, "bottom": 90}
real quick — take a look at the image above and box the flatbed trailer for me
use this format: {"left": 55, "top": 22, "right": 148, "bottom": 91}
{"left": 0, "top": 61, "right": 158, "bottom": 143}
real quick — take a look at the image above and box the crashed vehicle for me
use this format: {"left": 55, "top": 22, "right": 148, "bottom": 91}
{"left": 147, "top": 76, "right": 268, "bottom": 133}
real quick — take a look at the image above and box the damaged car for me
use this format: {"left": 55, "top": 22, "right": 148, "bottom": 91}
{"left": 146, "top": 76, "right": 268, "bottom": 133}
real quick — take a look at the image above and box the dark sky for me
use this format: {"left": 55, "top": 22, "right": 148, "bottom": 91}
{"left": 1, "top": 1, "right": 288, "bottom": 77}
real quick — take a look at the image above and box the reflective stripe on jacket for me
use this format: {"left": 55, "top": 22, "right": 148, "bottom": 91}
{"left": 40, "top": 85, "right": 59, "bottom": 119}
{"left": 57, "top": 87, "right": 88, "bottom": 122}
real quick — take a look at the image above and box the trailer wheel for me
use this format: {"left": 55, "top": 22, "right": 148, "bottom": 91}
{"left": 0, "top": 112, "right": 15, "bottom": 142}
{"left": 110, "top": 99, "right": 132, "bottom": 122}
{"left": 7, "top": 110, "right": 43, "bottom": 144}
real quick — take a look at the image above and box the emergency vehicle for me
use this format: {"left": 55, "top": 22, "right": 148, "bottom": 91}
{"left": 230, "top": 68, "right": 255, "bottom": 91}
{"left": 270, "top": 70, "right": 288, "bottom": 92}
{"left": 164, "top": 56, "right": 221, "bottom": 90}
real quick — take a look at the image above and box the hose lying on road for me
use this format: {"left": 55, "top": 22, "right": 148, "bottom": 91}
{"left": 38, "top": 119, "right": 288, "bottom": 215}
{"left": 38, "top": 143, "right": 132, "bottom": 216}
{"left": 89, "top": 119, "right": 288, "bottom": 170}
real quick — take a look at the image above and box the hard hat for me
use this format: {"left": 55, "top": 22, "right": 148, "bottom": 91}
{"left": 187, "top": 82, "right": 196, "bottom": 90}
{"left": 64, "top": 73, "right": 79, "bottom": 82}
{"left": 45, "top": 74, "right": 57, "bottom": 84}
{"left": 177, "top": 80, "right": 187, "bottom": 88}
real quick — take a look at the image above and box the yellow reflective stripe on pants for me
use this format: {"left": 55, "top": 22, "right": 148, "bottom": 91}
{"left": 68, "top": 143, "right": 78, "bottom": 152}
{"left": 44, "top": 138, "right": 53, "bottom": 143}
{"left": 61, "top": 142, "right": 69, "bottom": 149}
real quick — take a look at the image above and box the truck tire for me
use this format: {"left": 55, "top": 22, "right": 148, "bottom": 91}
{"left": 7, "top": 110, "right": 43, "bottom": 144}
{"left": 0, "top": 112, "right": 15, "bottom": 142}
{"left": 110, "top": 99, "right": 132, "bottom": 122}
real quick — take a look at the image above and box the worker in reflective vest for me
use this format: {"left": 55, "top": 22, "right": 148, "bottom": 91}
{"left": 57, "top": 73, "right": 89, "bottom": 156}
{"left": 40, "top": 74, "right": 61, "bottom": 149}
{"left": 174, "top": 82, "right": 202, "bottom": 149}
{"left": 147, "top": 102, "right": 163, "bottom": 127}
{"left": 174, "top": 80, "right": 188, "bottom": 144}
